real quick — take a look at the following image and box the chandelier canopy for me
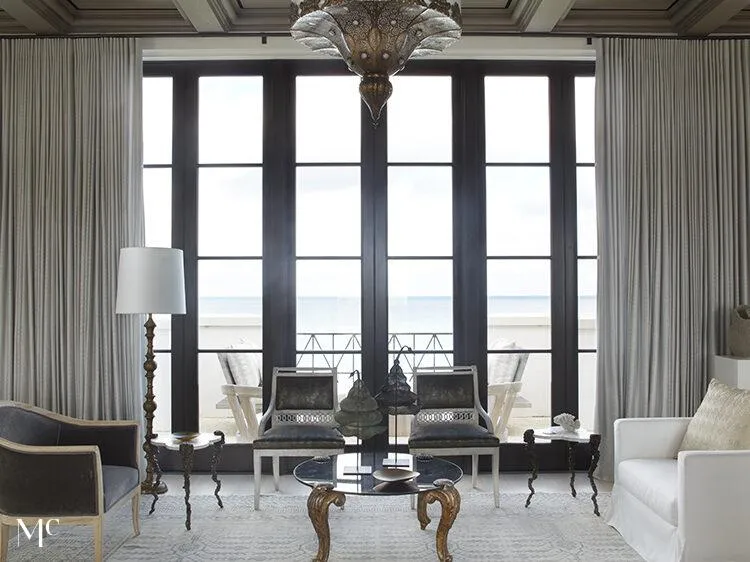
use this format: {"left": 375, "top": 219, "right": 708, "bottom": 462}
{"left": 291, "top": 0, "right": 462, "bottom": 124}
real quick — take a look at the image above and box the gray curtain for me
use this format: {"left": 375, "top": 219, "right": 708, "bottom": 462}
{"left": 0, "top": 38, "right": 144, "bottom": 421}
{"left": 594, "top": 37, "right": 750, "bottom": 479}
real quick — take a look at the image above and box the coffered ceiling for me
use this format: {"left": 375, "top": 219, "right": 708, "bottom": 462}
{"left": 0, "top": 0, "right": 749, "bottom": 37}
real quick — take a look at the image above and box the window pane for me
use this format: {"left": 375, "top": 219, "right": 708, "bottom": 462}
{"left": 488, "top": 352, "right": 550, "bottom": 441}
{"left": 486, "top": 77, "right": 549, "bottom": 163}
{"left": 388, "top": 167, "right": 452, "bottom": 256}
{"left": 143, "top": 168, "right": 171, "bottom": 248}
{"left": 199, "top": 168, "right": 262, "bottom": 257}
{"left": 152, "top": 314, "right": 171, "bottom": 351}
{"left": 578, "top": 352, "right": 597, "bottom": 431}
{"left": 389, "top": 260, "right": 452, "bottom": 334}
{"left": 199, "top": 351, "right": 262, "bottom": 443}
{"left": 297, "top": 76, "right": 360, "bottom": 163}
{"left": 199, "top": 76, "right": 263, "bottom": 164}
{"left": 575, "top": 76, "right": 596, "bottom": 164}
{"left": 486, "top": 167, "right": 550, "bottom": 256}
{"left": 199, "top": 260, "right": 263, "bottom": 348}
{"left": 578, "top": 258, "right": 597, "bottom": 349}
{"left": 297, "top": 260, "right": 361, "bottom": 334}
{"left": 143, "top": 77, "right": 172, "bottom": 165}
{"left": 488, "top": 259, "right": 551, "bottom": 349}
{"left": 296, "top": 167, "right": 361, "bottom": 256}
{"left": 577, "top": 167, "right": 597, "bottom": 256}
{"left": 152, "top": 351, "right": 171, "bottom": 434}
{"left": 388, "top": 76, "right": 452, "bottom": 163}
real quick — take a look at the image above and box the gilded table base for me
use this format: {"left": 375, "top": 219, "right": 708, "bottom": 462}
{"left": 417, "top": 479, "right": 461, "bottom": 562}
{"left": 307, "top": 484, "right": 346, "bottom": 562}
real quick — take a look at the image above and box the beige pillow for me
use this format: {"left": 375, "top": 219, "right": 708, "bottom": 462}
{"left": 678, "top": 379, "right": 750, "bottom": 453}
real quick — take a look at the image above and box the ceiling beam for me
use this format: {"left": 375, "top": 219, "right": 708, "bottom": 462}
{"left": 0, "top": 0, "right": 70, "bottom": 34}
{"left": 515, "top": 0, "right": 577, "bottom": 32}
{"left": 172, "top": 0, "right": 233, "bottom": 33}
{"left": 671, "top": 0, "right": 750, "bottom": 35}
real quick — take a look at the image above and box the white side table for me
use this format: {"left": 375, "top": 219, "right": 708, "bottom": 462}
{"left": 523, "top": 427, "right": 601, "bottom": 516}
{"left": 150, "top": 431, "right": 225, "bottom": 530}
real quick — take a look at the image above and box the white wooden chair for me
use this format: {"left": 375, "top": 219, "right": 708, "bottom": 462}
{"left": 487, "top": 341, "right": 529, "bottom": 442}
{"left": 217, "top": 347, "right": 263, "bottom": 442}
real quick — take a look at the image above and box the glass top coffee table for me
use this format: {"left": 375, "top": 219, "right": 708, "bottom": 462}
{"left": 294, "top": 452, "right": 463, "bottom": 562}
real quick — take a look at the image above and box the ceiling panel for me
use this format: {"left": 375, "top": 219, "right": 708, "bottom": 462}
{"left": 65, "top": 0, "right": 176, "bottom": 8}
{"left": 573, "top": 0, "right": 678, "bottom": 9}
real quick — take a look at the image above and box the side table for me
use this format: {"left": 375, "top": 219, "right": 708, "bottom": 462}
{"left": 150, "top": 430, "right": 225, "bottom": 530}
{"left": 523, "top": 427, "right": 601, "bottom": 516}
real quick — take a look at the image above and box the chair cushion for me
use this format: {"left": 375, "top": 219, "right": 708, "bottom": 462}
{"left": 678, "top": 378, "right": 750, "bottom": 454}
{"left": 101, "top": 465, "right": 139, "bottom": 512}
{"left": 617, "top": 458, "right": 678, "bottom": 525}
{"left": 409, "top": 423, "right": 500, "bottom": 449}
{"left": 253, "top": 424, "right": 344, "bottom": 450}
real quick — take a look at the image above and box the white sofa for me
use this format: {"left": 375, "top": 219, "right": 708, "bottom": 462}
{"left": 606, "top": 417, "right": 750, "bottom": 562}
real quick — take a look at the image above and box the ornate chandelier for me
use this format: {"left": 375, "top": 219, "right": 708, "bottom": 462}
{"left": 290, "top": 0, "right": 462, "bottom": 124}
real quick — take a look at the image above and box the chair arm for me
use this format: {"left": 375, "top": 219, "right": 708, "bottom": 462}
{"left": 0, "top": 438, "right": 102, "bottom": 517}
{"left": 58, "top": 420, "right": 139, "bottom": 469}
{"left": 222, "top": 384, "right": 263, "bottom": 398}
{"left": 487, "top": 381, "right": 522, "bottom": 394}
{"left": 613, "top": 417, "right": 691, "bottom": 470}
{"left": 678, "top": 449, "right": 750, "bottom": 559}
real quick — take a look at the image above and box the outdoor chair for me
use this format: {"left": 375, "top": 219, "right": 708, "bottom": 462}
{"left": 408, "top": 365, "right": 500, "bottom": 507}
{"left": 252, "top": 366, "right": 344, "bottom": 509}
{"left": 217, "top": 346, "right": 262, "bottom": 442}
{"left": 487, "top": 340, "right": 530, "bottom": 442}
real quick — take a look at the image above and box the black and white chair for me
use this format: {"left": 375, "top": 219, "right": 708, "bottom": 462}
{"left": 252, "top": 366, "right": 344, "bottom": 509}
{"left": 408, "top": 365, "right": 500, "bottom": 507}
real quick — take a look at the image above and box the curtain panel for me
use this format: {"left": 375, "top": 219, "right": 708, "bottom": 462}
{"left": 0, "top": 38, "right": 144, "bottom": 421}
{"left": 595, "top": 38, "right": 750, "bottom": 479}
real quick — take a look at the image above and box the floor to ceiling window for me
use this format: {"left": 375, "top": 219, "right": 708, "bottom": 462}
{"left": 142, "top": 60, "right": 594, "bottom": 466}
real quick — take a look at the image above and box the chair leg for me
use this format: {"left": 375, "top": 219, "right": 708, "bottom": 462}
{"left": 132, "top": 491, "right": 141, "bottom": 536}
{"left": 273, "top": 456, "right": 280, "bottom": 491}
{"left": 93, "top": 519, "right": 103, "bottom": 562}
{"left": 472, "top": 454, "right": 478, "bottom": 488}
{"left": 492, "top": 451, "right": 500, "bottom": 508}
{"left": 1, "top": 522, "right": 9, "bottom": 562}
{"left": 253, "top": 450, "right": 262, "bottom": 510}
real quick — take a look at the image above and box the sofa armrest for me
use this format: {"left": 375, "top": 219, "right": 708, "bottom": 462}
{"left": 613, "top": 417, "right": 691, "bottom": 471}
{"left": 58, "top": 421, "right": 139, "bottom": 469}
{"left": 0, "top": 438, "right": 103, "bottom": 517}
{"left": 678, "top": 449, "right": 750, "bottom": 560}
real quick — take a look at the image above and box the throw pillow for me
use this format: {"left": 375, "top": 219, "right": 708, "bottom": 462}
{"left": 678, "top": 378, "right": 750, "bottom": 454}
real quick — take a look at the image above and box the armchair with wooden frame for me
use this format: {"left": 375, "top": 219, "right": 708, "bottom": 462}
{"left": 0, "top": 402, "right": 140, "bottom": 562}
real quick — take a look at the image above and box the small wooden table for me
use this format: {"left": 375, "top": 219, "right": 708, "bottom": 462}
{"left": 523, "top": 427, "right": 601, "bottom": 516}
{"left": 150, "top": 431, "right": 225, "bottom": 530}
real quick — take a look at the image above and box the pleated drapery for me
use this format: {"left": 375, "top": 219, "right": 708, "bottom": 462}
{"left": 0, "top": 38, "right": 144, "bottom": 421}
{"left": 594, "top": 38, "right": 750, "bottom": 479}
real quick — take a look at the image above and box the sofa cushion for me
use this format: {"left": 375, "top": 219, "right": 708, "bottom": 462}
{"left": 617, "top": 458, "right": 678, "bottom": 525}
{"left": 678, "top": 378, "right": 750, "bottom": 454}
{"left": 102, "top": 465, "right": 139, "bottom": 512}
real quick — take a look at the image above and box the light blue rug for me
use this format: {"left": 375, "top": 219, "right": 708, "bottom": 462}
{"left": 5, "top": 492, "right": 642, "bottom": 561}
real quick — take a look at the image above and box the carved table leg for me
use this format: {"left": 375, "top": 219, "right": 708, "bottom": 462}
{"left": 568, "top": 441, "right": 577, "bottom": 498}
{"left": 148, "top": 444, "right": 162, "bottom": 515}
{"left": 180, "top": 442, "right": 195, "bottom": 530}
{"left": 211, "top": 430, "right": 225, "bottom": 509}
{"left": 416, "top": 479, "right": 461, "bottom": 562}
{"left": 307, "top": 483, "right": 346, "bottom": 562}
{"left": 523, "top": 429, "right": 538, "bottom": 508}
{"left": 588, "top": 433, "right": 601, "bottom": 516}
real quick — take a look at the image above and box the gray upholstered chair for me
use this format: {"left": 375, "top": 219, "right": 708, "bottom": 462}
{"left": 408, "top": 365, "right": 500, "bottom": 507}
{"left": 0, "top": 402, "right": 140, "bottom": 562}
{"left": 252, "top": 367, "right": 344, "bottom": 509}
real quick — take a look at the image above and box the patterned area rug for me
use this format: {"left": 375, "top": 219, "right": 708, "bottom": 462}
{"left": 6, "top": 492, "right": 642, "bottom": 561}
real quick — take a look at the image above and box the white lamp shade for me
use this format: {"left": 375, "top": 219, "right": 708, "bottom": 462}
{"left": 116, "top": 247, "right": 186, "bottom": 314}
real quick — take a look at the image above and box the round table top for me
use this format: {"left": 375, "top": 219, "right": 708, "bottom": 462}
{"left": 152, "top": 432, "right": 223, "bottom": 451}
{"left": 533, "top": 427, "right": 596, "bottom": 443}
{"left": 294, "top": 452, "right": 462, "bottom": 496}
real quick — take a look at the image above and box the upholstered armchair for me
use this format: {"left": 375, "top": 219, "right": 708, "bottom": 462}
{"left": 252, "top": 367, "right": 344, "bottom": 509}
{"left": 0, "top": 402, "right": 140, "bottom": 562}
{"left": 408, "top": 365, "right": 500, "bottom": 507}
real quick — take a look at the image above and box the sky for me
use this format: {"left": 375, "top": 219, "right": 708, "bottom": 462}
{"left": 141, "top": 74, "right": 597, "bottom": 301}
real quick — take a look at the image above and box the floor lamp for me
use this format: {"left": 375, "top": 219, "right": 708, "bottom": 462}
{"left": 116, "top": 247, "right": 186, "bottom": 495}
